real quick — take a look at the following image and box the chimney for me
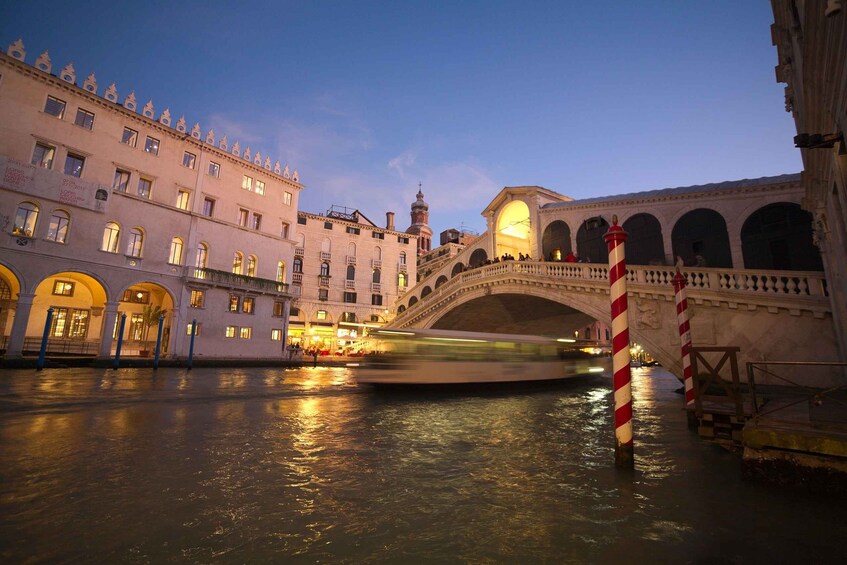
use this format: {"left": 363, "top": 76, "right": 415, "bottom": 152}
{"left": 386, "top": 211, "right": 395, "bottom": 231}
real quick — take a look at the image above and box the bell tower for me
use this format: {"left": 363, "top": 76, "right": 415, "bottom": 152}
{"left": 406, "top": 182, "right": 433, "bottom": 256}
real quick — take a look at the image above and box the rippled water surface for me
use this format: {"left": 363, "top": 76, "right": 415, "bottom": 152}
{"left": 0, "top": 366, "right": 842, "bottom": 563}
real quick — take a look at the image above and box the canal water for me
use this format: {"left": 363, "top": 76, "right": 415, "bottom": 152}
{"left": 0, "top": 365, "right": 842, "bottom": 563}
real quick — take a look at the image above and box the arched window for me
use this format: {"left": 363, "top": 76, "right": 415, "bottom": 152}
{"left": 320, "top": 262, "right": 330, "bottom": 276}
{"left": 126, "top": 227, "right": 143, "bottom": 257}
{"left": 233, "top": 251, "right": 244, "bottom": 274}
{"left": 671, "top": 209, "right": 732, "bottom": 268}
{"left": 46, "top": 209, "right": 70, "bottom": 243}
{"left": 469, "top": 249, "right": 488, "bottom": 267}
{"left": 247, "top": 255, "right": 257, "bottom": 277}
{"left": 14, "top": 201, "right": 39, "bottom": 236}
{"left": 195, "top": 242, "right": 208, "bottom": 268}
{"left": 169, "top": 237, "right": 184, "bottom": 265}
{"left": 293, "top": 257, "right": 303, "bottom": 273}
{"left": 622, "top": 213, "right": 665, "bottom": 265}
{"left": 102, "top": 221, "right": 120, "bottom": 253}
{"left": 399, "top": 251, "right": 406, "bottom": 266}
{"left": 321, "top": 238, "right": 331, "bottom": 253}
{"left": 374, "top": 246, "right": 383, "bottom": 261}
{"left": 576, "top": 216, "right": 609, "bottom": 263}
{"left": 398, "top": 272, "right": 407, "bottom": 288}
{"left": 542, "top": 220, "right": 572, "bottom": 261}
{"left": 346, "top": 265, "right": 356, "bottom": 280}
{"left": 372, "top": 268, "right": 381, "bottom": 283}
{"left": 277, "top": 261, "right": 286, "bottom": 283}
{"left": 347, "top": 242, "right": 356, "bottom": 258}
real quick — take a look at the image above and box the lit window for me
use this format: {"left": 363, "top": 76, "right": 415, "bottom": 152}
{"left": 225, "top": 326, "right": 237, "bottom": 338}
{"left": 182, "top": 151, "right": 196, "bottom": 169}
{"left": 238, "top": 209, "right": 249, "bottom": 227}
{"left": 13, "top": 202, "right": 38, "bottom": 237}
{"left": 168, "top": 237, "right": 184, "bottom": 265}
{"left": 64, "top": 153, "right": 85, "bottom": 177}
{"left": 255, "top": 180, "right": 265, "bottom": 195}
{"left": 232, "top": 252, "right": 243, "bottom": 274}
{"left": 126, "top": 227, "right": 143, "bottom": 257}
{"left": 144, "top": 136, "right": 159, "bottom": 155}
{"left": 398, "top": 272, "right": 408, "bottom": 287}
{"left": 242, "top": 175, "right": 253, "bottom": 191}
{"left": 189, "top": 290, "right": 205, "bottom": 308}
{"left": 284, "top": 191, "right": 292, "bottom": 206}
{"left": 50, "top": 307, "right": 90, "bottom": 339}
{"left": 208, "top": 161, "right": 220, "bottom": 177}
{"left": 271, "top": 329, "right": 282, "bottom": 341}
{"left": 102, "top": 222, "right": 120, "bottom": 252}
{"left": 46, "top": 210, "right": 70, "bottom": 243}
{"left": 137, "top": 178, "right": 152, "bottom": 199}
{"left": 176, "top": 190, "right": 190, "bottom": 210}
{"left": 122, "top": 127, "right": 138, "bottom": 147}
{"left": 316, "top": 310, "right": 327, "bottom": 320}
{"left": 31, "top": 142, "right": 55, "bottom": 169}
{"left": 239, "top": 327, "right": 252, "bottom": 339}
{"left": 74, "top": 108, "right": 95, "bottom": 130}
{"left": 44, "top": 96, "right": 66, "bottom": 118}
{"left": 121, "top": 289, "right": 150, "bottom": 304}
{"left": 52, "top": 280, "right": 75, "bottom": 296}
{"left": 242, "top": 297, "right": 254, "bottom": 314}
{"left": 113, "top": 169, "right": 130, "bottom": 192}
{"left": 251, "top": 213, "right": 262, "bottom": 231}
{"left": 247, "top": 255, "right": 257, "bottom": 277}
{"left": 187, "top": 323, "right": 201, "bottom": 336}
{"left": 276, "top": 261, "right": 285, "bottom": 283}
{"left": 195, "top": 243, "right": 208, "bottom": 268}
{"left": 202, "top": 197, "right": 215, "bottom": 217}
{"left": 229, "top": 294, "right": 240, "bottom": 312}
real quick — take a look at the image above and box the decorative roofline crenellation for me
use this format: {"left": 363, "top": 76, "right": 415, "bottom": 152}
{"left": 4, "top": 38, "right": 300, "bottom": 185}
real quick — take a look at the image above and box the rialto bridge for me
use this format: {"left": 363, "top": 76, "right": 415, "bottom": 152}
{"left": 390, "top": 174, "right": 842, "bottom": 378}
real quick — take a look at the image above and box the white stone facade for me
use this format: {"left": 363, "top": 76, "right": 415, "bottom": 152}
{"left": 0, "top": 45, "right": 303, "bottom": 360}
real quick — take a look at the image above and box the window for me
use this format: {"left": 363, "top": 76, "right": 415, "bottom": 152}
{"left": 182, "top": 151, "right": 196, "bottom": 169}
{"left": 247, "top": 255, "right": 257, "bottom": 277}
{"left": 255, "top": 180, "right": 265, "bottom": 195}
{"left": 346, "top": 265, "right": 356, "bottom": 280}
{"left": 346, "top": 226, "right": 360, "bottom": 235}
{"left": 50, "top": 307, "right": 90, "bottom": 339}
{"left": 46, "top": 210, "right": 70, "bottom": 243}
{"left": 399, "top": 252, "right": 407, "bottom": 265}
{"left": 398, "top": 236, "right": 409, "bottom": 244}
{"left": 74, "top": 108, "right": 94, "bottom": 130}
{"left": 202, "top": 197, "right": 215, "bottom": 217}
{"left": 113, "top": 169, "right": 130, "bottom": 192}
{"left": 189, "top": 290, "right": 205, "bottom": 308}
{"left": 122, "top": 127, "right": 138, "bottom": 147}
{"left": 372, "top": 294, "right": 383, "bottom": 306}
{"left": 293, "top": 257, "right": 303, "bottom": 273}
{"left": 102, "top": 222, "right": 120, "bottom": 252}
{"left": 341, "top": 312, "right": 356, "bottom": 323}
{"left": 281, "top": 222, "right": 290, "bottom": 239}
{"left": 324, "top": 221, "right": 333, "bottom": 230}
{"left": 276, "top": 261, "right": 285, "bottom": 283}
{"left": 398, "top": 272, "right": 408, "bottom": 288}
{"left": 251, "top": 213, "right": 262, "bottom": 231}
{"left": 273, "top": 301, "right": 286, "bottom": 316}
{"left": 208, "top": 161, "right": 220, "bottom": 177}
{"left": 284, "top": 192, "right": 292, "bottom": 206}
{"left": 290, "top": 307, "right": 300, "bottom": 317}
{"left": 238, "top": 209, "right": 249, "bottom": 227}
{"left": 242, "top": 297, "right": 254, "bottom": 314}
{"left": 144, "top": 136, "right": 159, "bottom": 155}
{"left": 225, "top": 326, "right": 237, "bottom": 338}
{"left": 13, "top": 202, "right": 38, "bottom": 236}
{"left": 372, "top": 269, "right": 381, "bottom": 283}
{"left": 126, "top": 228, "right": 143, "bottom": 257}
{"left": 168, "top": 237, "right": 184, "bottom": 265}
{"left": 372, "top": 231, "right": 384, "bottom": 239}
{"left": 186, "top": 323, "right": 201, "bottom": 336}
{"left": 52, "top": 280, "right": 75, "bottom": 296}
{"left": 297, "top": 216, "right": 307, "bottom": 225}
{"left": 121, "top": 289, "right": 149, "bottom": 303}
{"left": 176, "top": 190, "right": 190, "bottom": 210}
{"left": 44, "top": 96, "right": 65, "bottom": 118}
{"left": 137, "top": 177, "right": 152, "bottom": 199}
{"left": 31, "top": 142, "right": 55, "bottom": 169}
{"left": 64, "top": 153, "right": 85, "bottom": 177}
{"left": 239, "top": 327, "right": 252, "bottom": 339}
{"left": 229, "top": 294, "right": 240, "bottom": 312}
{"left": 344, "top": 292, "right": 357, "bottom": 303}
{"left": 242, "top": 175, "right": 253, "bottom": 191}
{"left": 320, "top": 262, "right": 330, "bottom": 277}
{"left": 316, "top": 310, "right": 327, "bottom": 320}
{"left": 318, "top": 289, "right": 328, "bottom": 301}
{"left": 232, "top": 252, "right": 244, "bottom": 274}
{"left": 195, "top": 243, "right": 208, "bottom": 268}
{"left": 271, "top": 329, "right": 282, "bottom": 341}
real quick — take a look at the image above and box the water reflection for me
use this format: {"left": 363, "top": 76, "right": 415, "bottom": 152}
{"left": 0, "top": 366, "right": 842, "bottom": 562}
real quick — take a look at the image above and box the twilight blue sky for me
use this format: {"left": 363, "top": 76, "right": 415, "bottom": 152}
{"left": 1, "top": 1, "right": 800, "bottom": 237}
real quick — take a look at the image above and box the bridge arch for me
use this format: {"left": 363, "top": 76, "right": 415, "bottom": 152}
{"left": 435, "top": 275, "right": 449, "bottom": 288}
{"left": 542, "top": 220, "right": 573, "bottom": 261}
{"left": 421, "top": 286, "right": 433, "bottom": 298}
{"left": 576, "top": 216, "right": 609, "bottom": 263}
{"left": 469, "top": 248, "right": 488, "bottom": 267}
{"left": 451, "top": 263, "right": 465, "bottom": 277}
{"left": 741, "top": 202, "right": 823, "bottom": 270}
{"left": 672, "top": 208, "right": 732, "bottom": 267}
{"left": 622, "top": 213, "right": 665, "bottom": 265}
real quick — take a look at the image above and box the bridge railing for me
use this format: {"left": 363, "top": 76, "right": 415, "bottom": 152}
{"left": 395, "top": 260, "right": 828, "bottom": 324}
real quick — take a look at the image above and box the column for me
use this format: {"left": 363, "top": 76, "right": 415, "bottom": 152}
{"left": 97, "top": 301, "right": 120, "bottom": 358}
{"left": 5, "top": 292, "right": 35, "bottom": 359}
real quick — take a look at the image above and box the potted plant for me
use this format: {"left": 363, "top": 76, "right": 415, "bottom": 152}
{"left": 139, "top": 304, "right": 166, "bottom": 357}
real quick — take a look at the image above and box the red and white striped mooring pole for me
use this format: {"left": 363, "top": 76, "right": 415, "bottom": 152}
{"left": 672, "top": 268, "right": 694, "bottom": 407}
{"left": 604, "top": 215, "right": 634, "bottom": 469}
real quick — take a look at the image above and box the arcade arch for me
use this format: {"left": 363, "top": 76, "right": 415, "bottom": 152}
{"left": 496, "top": 200, "right": 531, "bottom": 259}
{"left": 576, "top": 216, "right": 609, "bottom": 263}
{"left": 672, "top": 208, "right": 732, "bottom": 267}
{"left": 542, "top": 220, "right": 572, "bottom": 261}
{"left": 741, "top": 202, "right": 823, "bottom": 270}
{"left": 622, "top": 213, "right": 665, "bottom": 265}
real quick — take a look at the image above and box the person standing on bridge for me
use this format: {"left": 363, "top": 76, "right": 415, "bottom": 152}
{"left": 565, "top": 251, "right": 578, "bottom": 263}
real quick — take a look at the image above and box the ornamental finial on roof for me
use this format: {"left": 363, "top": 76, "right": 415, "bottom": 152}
{"left": 7, "top": 38, "right": 25, "bottom": 61}
{"left": 219, "top": 135, "right": 229, "bottom": 150}
{"left": 35, "top": 50, "right": 51, "bottom": 72}
{"left": 104, "top": 82, "right": 118, "bottom": 102}
{"left": 124, "top": 91, "right": 137, "bottom": 111}
{"left": 206, "top": 129, "right": 215, "bottom": 145}
{"left": 190, "top": 122, "right": 201, "bottom": 139}
{"left": 83, "top": 73, "right": 97, "bottom": 93}
{"left": 60, "top": 63, "right": 76, "bottom": 84}
{"left": 159, "top": 108, "right": 172, "bottom": 126}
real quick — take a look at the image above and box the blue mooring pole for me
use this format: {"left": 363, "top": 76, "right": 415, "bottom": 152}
{"left": 153, "top": 313, "right": 165, "bottom": 370}
{"left": 187, "top": 319, "right": 197, "bottom": 370}
{"left": 113, "top": 313, "right": 127, "bottom": 370}
{"left": 36, "top": 307, "right": 54, "bottom": 371}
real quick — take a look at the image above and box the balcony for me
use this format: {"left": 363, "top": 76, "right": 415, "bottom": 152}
{"left": 320, "top": 252, "right": 332, "bottom": 261}
{"left": 318, "top": 275, "right": 330, "bottom": 287}
{"left": 294, "top": 247, "right": 304, "bottom": 256}
{"left": 345, "top": 280, "right": 356, "bottom": 290}
{"left": 398, "top": 262, "right": 407, "bottom": 272}
{"left": 185, "top": 267, "right": 290, "bottom": 296}
{"left": 371, "top": 259, "right": 382, "bottom": 268}
{"left": 371, "top": 282, "right": 381, "bottom": 292}
{"left": 292, "top": 273, "right": 303, "bottom": 284}
{"left": 398, "top": 286, "right": 408, "bottom": 294}
{"left": 346, "top": 255, "right": 357, "bottom": 265}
